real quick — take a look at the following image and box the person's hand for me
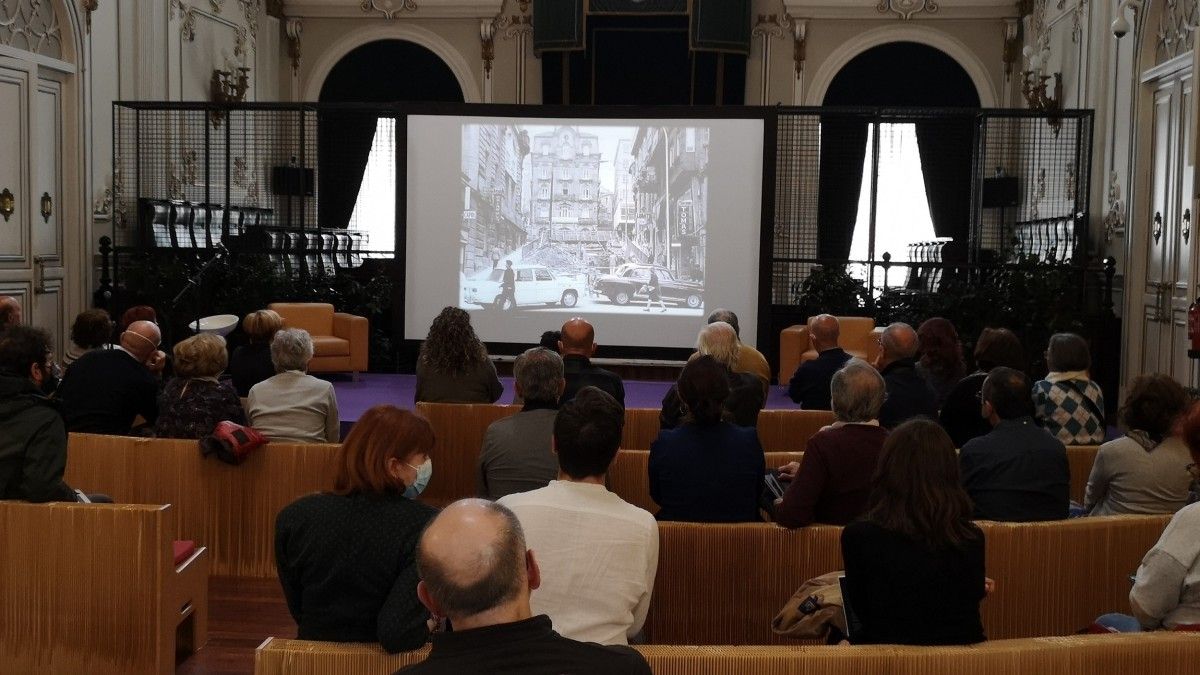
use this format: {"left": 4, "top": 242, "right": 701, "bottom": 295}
{"left": 984, "top": 577, "right": 996, "bottom": 596}
{"left": 778, "top": 461, "right": 801, "bottom": 480}
{"left": 146, "top": 350, "right": 167, "bottom": 375}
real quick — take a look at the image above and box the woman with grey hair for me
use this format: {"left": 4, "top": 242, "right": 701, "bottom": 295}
{"left": 659, "top": 322, "right": 765, "bottom": 430}
{"left": 774, "top": 358, "right": 891, "bottom": 528}
{"left": 247, "top": 328, "right": 340, "bottom": 443}
{"left": 1032, "top": 332, "right": 1105, "bottom": 445}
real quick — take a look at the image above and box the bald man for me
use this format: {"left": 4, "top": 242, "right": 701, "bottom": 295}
{"left": 557, "top": 318, "right": 624, "bottom": 406}
{"left": 57, "top": 319, "right": 162, "bottom": 434}
{"left": 400, "top": 499, "right": 651, "bottom": 675}
{"left": 785, "top": 314, "right": 851, "bottom": 409}
{"left": 0, "top": 295, "right": 21, "bottom": 333}
{"left": 875, "top": 322, "right": 938, "bottom": 429}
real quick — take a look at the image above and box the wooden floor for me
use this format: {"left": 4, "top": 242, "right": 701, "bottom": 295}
{"left": 178, "top": 577, "right": 295, "bottom": 675}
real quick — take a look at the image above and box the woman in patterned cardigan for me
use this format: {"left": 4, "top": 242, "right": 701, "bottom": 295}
{"left": 1032, "top": 333, "right": 1106, "bottom": 445}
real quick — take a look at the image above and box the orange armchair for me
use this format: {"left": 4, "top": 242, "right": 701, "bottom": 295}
{"left": 778, "top": 316, "right": 881, "bottom": 384}
{"left": 268, "top": 302, "right": 368, "bottom": 376}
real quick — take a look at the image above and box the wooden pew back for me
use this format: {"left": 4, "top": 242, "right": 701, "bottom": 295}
{"left": 1066, "top": 445, "right": 1100, "bottom": 504}
{"left": 0, "top": 501, "right": 207, "bottom": 675}
{"left": 608, "top": 450, "right": 802, "bottom": 514}
{"left": 254, "top": 633, "right": 1200, "bottom": 675}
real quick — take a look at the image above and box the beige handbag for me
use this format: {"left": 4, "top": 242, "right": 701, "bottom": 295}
{"left": 771, "top": 571, "right": 847, "bottom": 639}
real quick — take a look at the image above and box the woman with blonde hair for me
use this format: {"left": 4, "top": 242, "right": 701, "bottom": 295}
{"left": 229, "top": 309, "right": 283, "bottom": 396}
{"left": 274, "top": 405, "right": 439, "bottom": 652}
{"left": 154, "top": 333, "right": 244, "bottom": 439}
{"left": 415, "top": 307, "right": 503, "bottom": 403}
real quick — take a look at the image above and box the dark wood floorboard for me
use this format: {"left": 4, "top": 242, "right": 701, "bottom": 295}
{"left": 177, "top": 576, "right": 295, "bottom": 675}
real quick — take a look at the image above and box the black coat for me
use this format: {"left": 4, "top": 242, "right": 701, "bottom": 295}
{"left": 0, "top": 375, "right": 75, "bottom": 502}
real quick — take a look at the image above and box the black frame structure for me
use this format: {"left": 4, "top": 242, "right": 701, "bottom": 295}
{"left": 106, "top": 101, "right": 1101, "bottom": 380}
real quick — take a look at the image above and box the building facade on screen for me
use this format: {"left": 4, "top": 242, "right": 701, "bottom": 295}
{"left": 629, "top": 126, "right": 709, "bottom": 282}
{"left": 460, "top": 124, "right": 531, "bottom": 277}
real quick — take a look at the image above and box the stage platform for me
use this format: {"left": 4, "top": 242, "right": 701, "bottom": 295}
{"left": 331, "top": 373, "right": 801, "bottom": 433}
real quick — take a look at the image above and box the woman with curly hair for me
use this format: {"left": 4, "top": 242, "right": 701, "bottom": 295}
{"left": 915, "top": 317, "right": 966, "bottom": 408}
{"left": 415, "top": 307, "right": 503, "bottom": 403}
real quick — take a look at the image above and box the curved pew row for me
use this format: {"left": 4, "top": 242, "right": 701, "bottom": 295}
{"left": 254, "top": 633, "right": 1200, "bottom": 675}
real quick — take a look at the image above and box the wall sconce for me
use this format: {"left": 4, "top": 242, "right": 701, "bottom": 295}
{"left": 0, "top": 188, "right": 13, "bottom": 222}
{"left": 1021, "top": 46, "right": 1063, "bottom": 134}
{"left": 40, "top": 192, "right": 52, "bottom": 223}
{"left": 210, "top": 67, "right": 251, "bottom": 129}
{"left": 1002, "top": 19, "right": 1020, "bottom": 82}
{"left": 82, "top": 0, "right": 99, "bottom": 33}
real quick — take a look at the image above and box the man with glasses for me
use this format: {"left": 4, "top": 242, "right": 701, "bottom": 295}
{"left": 57, "top": 320, "right": 163, "bottom": 435}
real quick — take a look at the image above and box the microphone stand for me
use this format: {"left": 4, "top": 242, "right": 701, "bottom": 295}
{"left": 167, "top": 242, "right": 229, "bottom": 347}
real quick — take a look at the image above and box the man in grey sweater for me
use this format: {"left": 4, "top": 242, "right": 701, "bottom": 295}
{"left": 478, "top": 348, "right": 564, "bottom": 500}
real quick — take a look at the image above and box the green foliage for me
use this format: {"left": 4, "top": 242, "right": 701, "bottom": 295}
{"left": 791, "top": 264, "right": 871, "bottom": 316}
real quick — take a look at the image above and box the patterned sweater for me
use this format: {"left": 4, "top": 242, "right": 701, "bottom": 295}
{"left": 1032, "top": 372, "right": 1105, "bottom": 445}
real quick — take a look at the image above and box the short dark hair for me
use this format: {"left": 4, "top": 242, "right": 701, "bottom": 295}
{"left": 539, "top": 330, "right": 561, "bottom": 353}
{"left": 973, "top": 327, "right": 1026, "bottom": 372}
{"left": 1121, "top": 374, "right": 1189, "bottom": 439}
{"left": 70, "top": 309, "right": 113, "bottom": 349}
{"left": 554, "top": 386, "right": 624, "bottom": 479}
{"left": 417, "top": 501, "right": 526, "bottom": 617}
{"left": 982, "top": 366, "right": 1033, "bottom": 420}
{"left": 0, "top": 325, "right": 52, "bottom": 378}
{"left": 706, "top": 309, "right": 739, "bottom": 336}
{"left": 677, "top": 355, "right": 730, "bottom": 426}
{"left": 1045, "top": 333, "right": 1090, "bottom": 372}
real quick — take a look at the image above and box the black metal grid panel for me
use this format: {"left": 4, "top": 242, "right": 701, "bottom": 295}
{"left": 771, "top": 112, "right": 821, "bottom": 305}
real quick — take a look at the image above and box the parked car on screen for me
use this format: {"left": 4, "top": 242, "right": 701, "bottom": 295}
{"left": 464, "top": 264, "right": 580, "bottom": 310}
{"left": 591, "top": 264, "right": 704, "bottom": 309}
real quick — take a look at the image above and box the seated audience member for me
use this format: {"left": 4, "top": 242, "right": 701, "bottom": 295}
{"left": 940, "top": 327, "right": 1027, "bottom": 448}
{"left": 916, "top": 317, "right": 966, "bottom": 408}
{"left": 63, "top": 309, "right": 113, "bottom": 367}
{"left": 415, "top": 307, "right": 503, "bottom": 404}
{"left": 1094, "top": 404, "right": 1200, "bottom": 633}
{"left": 558, "top": 318, "right": 624, "bottom": 406}
{"left": 875, "top": 322, "right": 938, "bottom": 429}
{"left": 57, "top": 319, "right": 163, "bottom": 435}
{"left": 0, "top": 295, "right": 21, "bottom": 334}
{"left": 479, "top": 348, "right": 564, "bottom": 500}
{"left": 276, "top": 405, "right": 438, "bottom": 652}
{"left": 539, "top": 330, "right": 561, "bottom": 353}
{"left": 499, "top": 386, "right": 657, "bottom": 646}
{"left": 119, "top": 304, "right": 158, "bottom": 331}
{"left": 155, "top": 333, "right": 245, "bottom": 440}
{"left": 1032, "top": 332, "right": 1106, "bottom": 444}
{"left": 786, "top": 314, "right": 850, "bottom": 409}
{"left": 842, "top": 419, "right": 987, "bottom": 645}
{"left": 660, "top": 322, "right": 765, "bottom": 429}
{"left": 400, "top": 499, "right": 652, "bottom": 674}
{"left": 1084, "top": 374, "right": 1192, "bottom": 516}
{"left": 0, "top": 326, "right": 80, "bottom": 502}
{"left": 229, "top": 309, "right": 283, "bottom": 397}
{"left": 707, "top": 308, "right": 772, "bottom": 386}
{"left": 775, "top": 359, "right": 889, "bottom": 527}
{"left": 960, "top": 367, "right": 1069, "bottom": 522}
{"left": 649, "top": 356, "right": 765, "bottom": 523}
{"left": 248, "top": 328, "right": 339, "bottom": 443}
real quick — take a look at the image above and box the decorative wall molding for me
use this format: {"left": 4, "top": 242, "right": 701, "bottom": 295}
{"left": 359, "top": 0, "right": 418, "bottom": 19}
{"left": 495, "top": 0, "right": 532, "bottom": 104}
{"left": 285, "top": 16, "right": 301, "bottom": 75}
{"left": 1103, "top": 171, "right": 1125, "bottom": 242}
{"left": 172, "top": 0, "right": 198, "bottom": 42}
{"left": 0, "top": 0, "right": 64, "bottom": 58}
{"left": 752, "top": 13, "right": 789, "bottom": 104}
{"left": 1156, "top": 0, "right": 1199, "bottom": 64}
{"left": 876, "top": 0, "right": 939, "bottom": 21}
{"left": 281, "top": 0, "right": 506, "bottom": 19}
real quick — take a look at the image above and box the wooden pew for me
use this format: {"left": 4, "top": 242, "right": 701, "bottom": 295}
{"left": 0, "top": 501, "right": 209, "bottom": 675}
{"left": 608, "top": 449, "right": 803, "bottom": 514}
{"left": 254, "top": 633, "right": 1200, "bottom": 675}
{"left": 1067, "top": 445, "right": 1100, "bottom": 504}
{"left": 64, "top": 433, "right": 341, "bottom": 578}
{"left": 415, "top": 403, "right": 520, "bottom": 504}
{"left": 644, "top": 515, "right": 1170, "bottom": 645}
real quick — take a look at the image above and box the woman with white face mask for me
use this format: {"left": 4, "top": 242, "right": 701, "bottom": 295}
{"left": 274, "top": 404, "right": 438, "bottom": 653}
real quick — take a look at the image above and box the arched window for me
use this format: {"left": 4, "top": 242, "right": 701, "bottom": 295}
{"left": 557, "top": 204, "right": 571, "bottom": 218}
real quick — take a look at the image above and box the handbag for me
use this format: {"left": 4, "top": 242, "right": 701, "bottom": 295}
{"left": 771, "top": 571, "right": 847, "bottom": 639}
{"left": 199, "top": 421, "right": 269, "bottom": 465}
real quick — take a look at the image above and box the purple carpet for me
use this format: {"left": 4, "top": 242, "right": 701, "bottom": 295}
{"left": 330, "top": 373, "right": 802, "bottom": 433}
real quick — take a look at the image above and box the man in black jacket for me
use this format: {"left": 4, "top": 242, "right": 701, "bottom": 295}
{"left": 0, "top": 326, "right": 78, "bottom": 502}
{"left": 960, "top": 367, "right": 1070, "bottom": 522}
{"left": 57, "top": 319, "right": 162, "bottom": 435}
{"left": 398, "top": 499, "right": 651, "bottom": 675}
{"left": 557, "top": 318, "right": 625, "bottom": 406}
{"left": 875, "top": 322, "right": 938, "bottom": 428}
{"left": 786, "top": 314, "right": 850, "bottom": 409}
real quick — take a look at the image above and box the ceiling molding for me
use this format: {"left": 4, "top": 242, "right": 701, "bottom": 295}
{"left": 783, "top": 0, "right": 1018, "bottom": 20}
{"left": 282, "top": 0, "right": 503, "bottom": 18}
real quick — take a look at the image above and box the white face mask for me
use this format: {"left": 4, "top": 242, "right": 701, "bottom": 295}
{"left": 404, "top": 458, "right": 433, "bottom": 499}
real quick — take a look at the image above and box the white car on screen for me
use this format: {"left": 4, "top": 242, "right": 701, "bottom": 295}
{"left": 464, "top": 264, "right": 580, "bottom": 310}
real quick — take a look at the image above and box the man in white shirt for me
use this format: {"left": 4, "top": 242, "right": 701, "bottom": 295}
{"left": 498, "top": 386, "right": 658, "bottom": 646}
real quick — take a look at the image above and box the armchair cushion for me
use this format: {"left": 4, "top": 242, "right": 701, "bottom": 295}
{"left": 268, "top": 303, "right": 334, "bottom": 337}
{"left": 311, "top": 336, "right": 350, "bottom": 357}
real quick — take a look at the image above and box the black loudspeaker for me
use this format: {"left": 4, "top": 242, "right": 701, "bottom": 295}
{"left": 271, "top": 166, "right": 315, "bottom": 197}
{"left": 982, "top": 176, "right": 1018, "bottom": 208}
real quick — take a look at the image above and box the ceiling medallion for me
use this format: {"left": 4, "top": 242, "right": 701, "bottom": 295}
{"left": 876, "top": 0, "right": 939, "bottom": 20}
{"left": 360, "top": 0, "right": 418, "bottom": 19}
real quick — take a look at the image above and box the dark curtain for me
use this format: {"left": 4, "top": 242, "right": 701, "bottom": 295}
{"left": 816, "top": 117, "right": 869, "bottom": 260}
{"left": 316, "top": 113, "right": 378, "bottom": 231}
{"left": 915, "top": 119, "right": 976, "bottom": 249}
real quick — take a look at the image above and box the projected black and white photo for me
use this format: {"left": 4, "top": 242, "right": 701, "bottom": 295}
{"left": 458, "top": 124, "right": 709, "bottom": 316}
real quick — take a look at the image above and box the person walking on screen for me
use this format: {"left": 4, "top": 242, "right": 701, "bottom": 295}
{"left": 643, "top": 269, "right": 666, "bottom": 313}
{"left": 501, "top": 260, "right": 517, "bottom": 311}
